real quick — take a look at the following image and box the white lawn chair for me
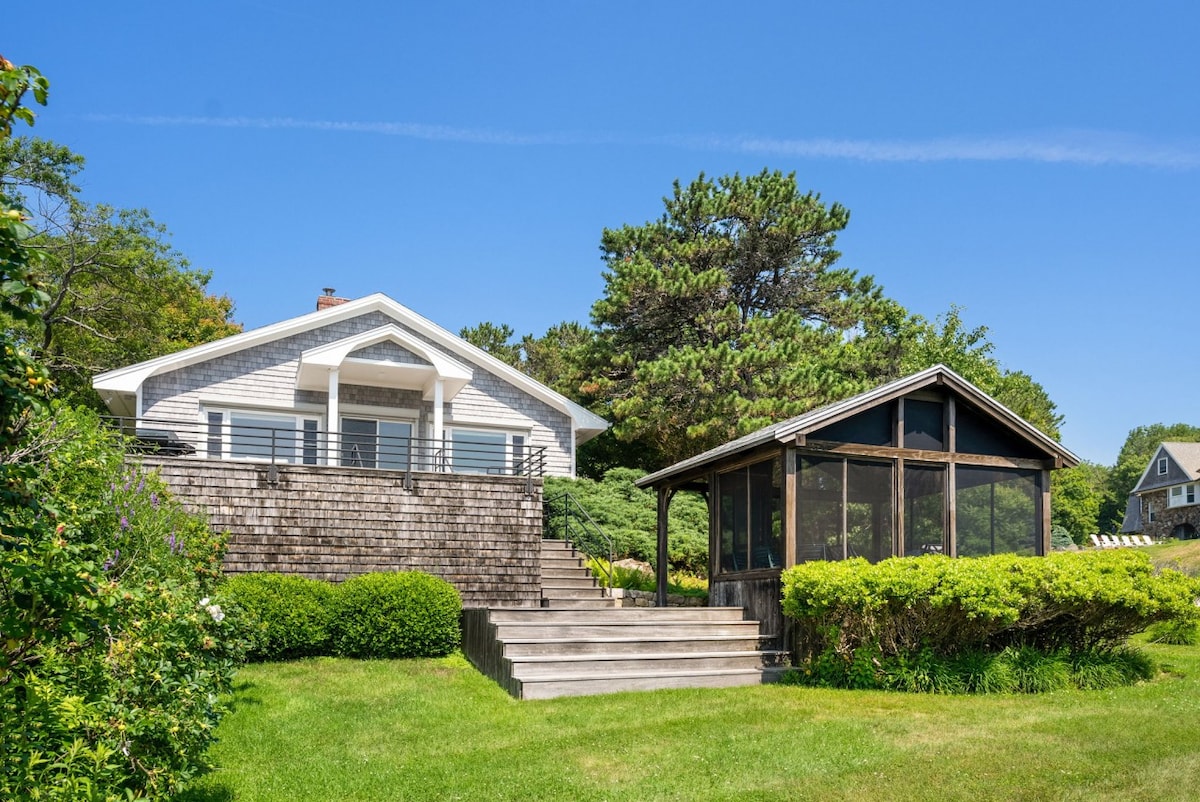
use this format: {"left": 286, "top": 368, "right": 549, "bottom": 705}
{"left": 1138, "top": 535, "right": 1155, "bottom": 546}
{"left": 1089, "top": 534, "right": 1104, "bottom": 549}
{"left": 1099, "top": 534, "right": 1118, "bottom": 549}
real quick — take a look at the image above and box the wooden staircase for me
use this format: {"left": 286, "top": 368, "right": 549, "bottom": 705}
{"left": 461, "top": 539, "right": 783, "bottom": 699}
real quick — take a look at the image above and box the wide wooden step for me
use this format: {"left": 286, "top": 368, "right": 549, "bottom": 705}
{"left": 488, "top": 607, "right": 747, "bottom": 623}
{"left": 519, "top": 668, "right": 766, "bottom": 700}
{"left": 512, "top": 651, "right": 767, "bottom": 677}
{"left": 502, "top": 634, "right": 762, "bottom": 657}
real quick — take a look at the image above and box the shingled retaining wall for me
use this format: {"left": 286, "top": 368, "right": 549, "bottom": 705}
{"left": 141, "top": 458, "right": 543, "bottom": 607}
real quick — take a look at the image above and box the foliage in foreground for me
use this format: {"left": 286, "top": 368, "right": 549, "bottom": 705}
{"left": 226, "top": 571, "right": 461, "bottom": 661}
{"left": 1, "top": 406, "right": 245, "bottom": 799}
{"left": 781, "top": 550, "right": 1199, "bottom": 692}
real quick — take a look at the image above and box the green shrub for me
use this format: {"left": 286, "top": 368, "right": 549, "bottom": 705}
{"left": 780, "top": 551, "right": 1198, "bottom": 693}
{"left": 1, "top": 406, "right": 244, "bottom": 799}
{"left": 225, "top": 573, "right": 337, "bottom": 660}
{"left": 332, "top": 572, "right": 461, "bottom": 659}
{"left": 1050, "top": 524, "right": 1075, "bottom": 550}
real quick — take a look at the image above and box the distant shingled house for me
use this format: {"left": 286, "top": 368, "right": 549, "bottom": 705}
{"left": 92, "top": 291, "right": 608, "bottom": 606}
{"left": 1121, "top": 442, "right": 1200, "bottom": 541}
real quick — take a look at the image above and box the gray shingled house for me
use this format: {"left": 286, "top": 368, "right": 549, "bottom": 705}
{"left": 92, "top": 291, "right": 608, "bottom": 607}
{"left": 1121, "top": 442, "right": 1200, "bottom": 541}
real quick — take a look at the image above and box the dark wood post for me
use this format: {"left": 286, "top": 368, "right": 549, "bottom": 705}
{"left": 656, "top": 486, "right": 671, "bottom": 607}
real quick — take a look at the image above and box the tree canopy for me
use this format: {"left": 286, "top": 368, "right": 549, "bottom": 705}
{"left": 0, "top": 137, "right": 240, "bottom": 407}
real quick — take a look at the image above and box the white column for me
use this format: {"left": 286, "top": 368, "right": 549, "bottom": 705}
{"left": 432, "top": 378, "right": 445, "bottom": 471}
{"left": 327, "top": 368, "right": 340, "bottom": 466}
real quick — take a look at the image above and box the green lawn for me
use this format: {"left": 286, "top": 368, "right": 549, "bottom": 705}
{"left": 182, "top": 641, "right": 1200, "bottom": 802}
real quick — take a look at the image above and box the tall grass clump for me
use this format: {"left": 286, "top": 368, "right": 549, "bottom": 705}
{"left": 781, "top": 550, "right": 1200, "bottom": 693}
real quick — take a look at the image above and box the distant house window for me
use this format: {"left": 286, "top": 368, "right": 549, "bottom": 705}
{"left": 1147, "top": 501, "right": 1156, "bottom": 523}
{"left": 1168, "top": 483, "right": 1198, "bottom": 508}
{"left": 341, "top": 417, "right": 413, "bottom": 469}
{"left": 1158, "top": 457, "right": 1169, "bottom": 476}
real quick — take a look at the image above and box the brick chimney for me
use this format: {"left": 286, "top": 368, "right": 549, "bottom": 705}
{"left": 317, "top": 287, "right": 350, "bottom": 311}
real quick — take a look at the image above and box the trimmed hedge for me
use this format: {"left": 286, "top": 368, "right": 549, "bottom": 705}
{"left": 332, "top": 572, "right": 462, "bottom": 659}
{"left": 224, "top": 573, "right": 337, "bottom": 660}
{"left": 224, "top": 571, "right": 462, "bottom": 661}
{"left": 781, "top": 550, "right": 1200, "bottom": 691}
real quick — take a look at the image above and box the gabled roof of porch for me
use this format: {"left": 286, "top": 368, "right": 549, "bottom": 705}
{"left": 634, "top": 364, "right": 1079, "bottom": 489}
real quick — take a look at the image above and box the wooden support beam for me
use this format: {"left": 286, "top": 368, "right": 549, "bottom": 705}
{"left": 656, "top": 487, "right": 673, "bottom": 607}
{"left": 802, "top": 440, "right": 1050, "bottom": 471}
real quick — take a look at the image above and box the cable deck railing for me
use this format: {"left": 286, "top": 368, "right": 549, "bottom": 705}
{"left": 103, "top": 415, "right": 546, "bottom": 490}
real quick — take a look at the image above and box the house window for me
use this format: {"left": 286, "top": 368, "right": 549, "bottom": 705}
{"left": 341, "top": 417, "right": 413, "bottom": 469}
{"left": 1168, "top": 484, "right": 1198, "bottom": 508}
{"left": 719, "top": 458, "right": 783, "bottom": 572}
{"left": 1158, "top": 458, "right": 1169, "bottom": 476}
{"left": 204, "top": 409, "right": 321, "bottom": 464}
{"left": 447, "top": 428, "right": 529, "bottom": 475}
{"left": 1147, "top": 501, "right": 1156, "bottom": 523}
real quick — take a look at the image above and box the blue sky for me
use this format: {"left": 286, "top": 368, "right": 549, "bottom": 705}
{"left": 12, "top": 1, "right": 1200, "bottom": 466}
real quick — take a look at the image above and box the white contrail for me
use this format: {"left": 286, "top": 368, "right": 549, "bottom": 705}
{"left": 81, "top": 114, "right": 1200, "bottom": 169}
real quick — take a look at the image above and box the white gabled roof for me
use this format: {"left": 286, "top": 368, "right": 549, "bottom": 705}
{"left": 635, "top": 364, "right": 1078, "bottom": 488}
{"left": 93, "top": 293, "right": 609, "bottom": 441}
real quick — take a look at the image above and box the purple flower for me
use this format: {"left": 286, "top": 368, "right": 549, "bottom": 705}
{"left": 136, "top": 475, "right": 145, "bottom": 493}
{"left": 150, "top": 492, "right": 159, "bottom": 510}
{"left": 103, "top": 549, "right": 120, "bottom": 573}
{"left": 119, "top": 515, "right": 130, "bottom": 532}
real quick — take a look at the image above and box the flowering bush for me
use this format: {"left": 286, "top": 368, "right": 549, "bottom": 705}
{"left": 1, "top": 406, "right": 245, "bottom": 799}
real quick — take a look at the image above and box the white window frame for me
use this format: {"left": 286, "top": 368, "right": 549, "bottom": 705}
{"left": 445, "top": 426, "right": 530, "bottom": 475}
{"left": 1168, "top": 483, "right": 1198, "bottom": 508}
{"left": 1158, "top": 457, "right": 1169, "bottom": 476}
{"left": 202, "top": 407, "right": 323, "bottom": 465}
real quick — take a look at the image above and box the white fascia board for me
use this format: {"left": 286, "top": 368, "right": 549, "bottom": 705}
{"left": 91, "top": 292, "right": 611, "bottom": 437}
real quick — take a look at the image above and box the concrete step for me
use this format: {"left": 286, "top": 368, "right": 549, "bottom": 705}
{"left": 540, "top": 561, "right": 594, "bottom": 575}
{"left": 540, "top": 576, "right": 602, "bottom": 590}
{"left": 511, "top": 651, "right": 767, "bottom": 677}
{"left": 519, "top": 668, "right": 767, "bottom": 700}
{"left": 540, "top": 586, "right": 607, "bottom": 599}
{"left": 502, "top": 634, "right": 762, "bottom": 657}
{"left": 540, "top": 539, "right": 579, "bottom": 553}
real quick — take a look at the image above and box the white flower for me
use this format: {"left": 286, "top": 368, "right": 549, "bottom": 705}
{"left": 199, "top": 597, "right": 211, "bottom": 607}
{"left": 205, "top": 603, "right": 225, "bottom": 623}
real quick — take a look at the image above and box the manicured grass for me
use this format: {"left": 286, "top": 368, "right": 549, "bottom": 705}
{"left": 182, "top": 642, "right": 1200, "bottom": 801}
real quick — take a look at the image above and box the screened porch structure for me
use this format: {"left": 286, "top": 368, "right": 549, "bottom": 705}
{"left": 635, "top": 365, "right": 1079, "bottom": 647}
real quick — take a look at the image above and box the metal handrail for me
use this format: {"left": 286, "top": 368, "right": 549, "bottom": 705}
{"left": 543, "top": 491, "right": 615, "bottom": 595}
{"left": 103, "top": 415, "right": 547, "bottom": 482}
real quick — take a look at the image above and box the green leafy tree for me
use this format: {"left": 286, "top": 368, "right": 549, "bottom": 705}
{"left": 0, "top": 136, "right": 240, "bottom": 407}
{"left": 897, "top": 305, "right": 1062, "bottom": 438}
{"left": 1051, "top": 462, "right": 1108, "bottom": 542}
{"left": 591, "top": 169, "right": 890, "bottom": 465}
{"left": 1100, "top": 423, "right": 1200, "bottom": 533}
